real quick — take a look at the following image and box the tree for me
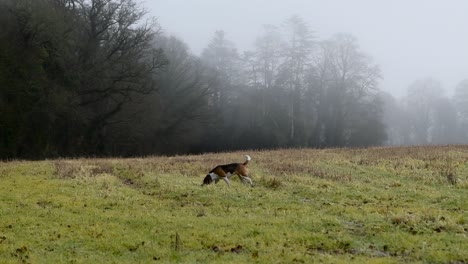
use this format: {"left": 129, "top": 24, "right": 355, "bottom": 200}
{"left": 378, "top": 91, "right": 412, "bottom": 145}
{"left": 454, "top": 80, "right": 468, "bottom": 142}
{"left": 71, "top": 0, "right": 167, "bottom": 153}
{"left": 97, "top": 36, "right": 214, "bottom": 155}
{"left": 311, "top": 34, "right": 382, "bottom": 147}
{"left": 201, "top": 30, "right": 240, "bottom": 109}
{"left": 244, "top": 25, "right": 283, "bottom": 120}
{"left": 199, "top": 31, "right": 244, "bottom": 151}
{"left": 346, "top": 94, "right": 387, "bottom": 146}
{"left": 277, "top": 16, "right": 314, "bottom": 145}
{"left": 405, "top": 78, "right": 444, "bottom": 144}
{"left": 237, "top": 25, "right": 285, "bottom": 147}
{"left": 149, "top": 36, "right": 213, "bottom": 154}
{"left": 431, "top": 97, "right": 458, "bottom": 144}
{"left": 0, "top": 0, "right": 167, "bottom": 158}
{"left": 254, "top": 25, "right": 283, "bottom": 92}
{"left": 0, "top": 0, "right": 81, "bottom": 158}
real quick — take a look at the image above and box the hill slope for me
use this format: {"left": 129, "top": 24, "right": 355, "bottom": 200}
{"left": 1, "top": 146, "right": 467, "bottom": 263}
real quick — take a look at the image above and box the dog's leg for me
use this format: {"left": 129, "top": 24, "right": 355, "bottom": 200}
{"left": 241, "top": 176, "right": 254, "bottom": 187}
{"left": 222, "top": 177, "right": 231, "bottom": 187}
{"left": 238, "top": 175, "right": 248, "bottom": 185}
{"left": 237, "top": 166, "right": 252, "bottom": 187}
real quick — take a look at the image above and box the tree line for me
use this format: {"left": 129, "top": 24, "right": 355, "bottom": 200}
{"left": 1, "top": 0, "right": 467, "bottom": 159}
{"left": 381, "top": 78, "right": 468, "bottom": 145}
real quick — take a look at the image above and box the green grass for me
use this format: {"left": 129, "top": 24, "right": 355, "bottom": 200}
{"left": 0, "top": 146, "right": 467, "bottom": 263}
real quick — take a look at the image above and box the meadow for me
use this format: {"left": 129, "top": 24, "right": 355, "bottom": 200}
{"left": 0, "top": 145, "right": 467, "bottom": 263}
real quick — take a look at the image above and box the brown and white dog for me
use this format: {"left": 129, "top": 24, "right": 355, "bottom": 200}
{"left": 202, "top": 155, "right": 253, "bottom": 187}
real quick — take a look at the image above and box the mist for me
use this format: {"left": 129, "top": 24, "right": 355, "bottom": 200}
{"left": 150, "top": 0, "right": 468, "bottom": 97}
{"left": 1, "top": 0, "right": 467, "bottom": 159}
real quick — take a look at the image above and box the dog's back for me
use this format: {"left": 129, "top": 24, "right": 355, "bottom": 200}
{"left": 214, "top": 163, "right": 238, "bottom": 174}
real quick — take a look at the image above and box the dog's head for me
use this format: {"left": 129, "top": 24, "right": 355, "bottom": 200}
{"left": 202, "top": 174, "right": 213, "bottom": 186}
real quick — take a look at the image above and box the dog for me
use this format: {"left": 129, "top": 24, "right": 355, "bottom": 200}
{"left": 202, "top": 155, "right": 253, "bottom": 187}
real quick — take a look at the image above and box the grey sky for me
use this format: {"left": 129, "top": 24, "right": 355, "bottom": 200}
{"left": 147, "top": 0, "right": 468, "bottom": 97}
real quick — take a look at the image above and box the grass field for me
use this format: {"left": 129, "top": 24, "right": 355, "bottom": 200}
{"left": 0, "top": 146, "right": 467, "bottom": 263}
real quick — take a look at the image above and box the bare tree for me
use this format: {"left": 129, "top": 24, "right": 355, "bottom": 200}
{"left": 278, "top": 15, "right": 314, "bottom": 144}
{"left": 454, "top": 80, "right": 468, "bottom": 142}
{"left": 379, "top": 92, "right": 412, "bottom": 145}
{"left": 201, "top": 30, "right": 241, "bottom": 109}
{"left": 240, "top": 25, "right": 284, "bottom": 121}
{"left": 431, "top": 97, "right": 458, "bottom": 144}
{"left": 312, "top": 33, "right": 381, "bottom": 146}
{"left": 405, "top": 78, "right": 443, "bottom": 144}
{"left": 104, "top": 36, "right": 213, "bottom": 155}
{"left": 70, "top": 0, "right": 167, "bottom": 151}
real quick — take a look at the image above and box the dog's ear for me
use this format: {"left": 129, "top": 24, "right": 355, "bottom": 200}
{"left": 202, "top": 175, "right": 212, "bottom": 186}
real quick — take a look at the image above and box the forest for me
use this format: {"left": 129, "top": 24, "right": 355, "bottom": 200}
{"left": 1, "top": 0, "right": 468, "bottom": 159}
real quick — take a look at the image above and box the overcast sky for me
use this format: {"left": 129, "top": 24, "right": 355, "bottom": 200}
{"left": 147, "top": 0, "right": 468, "bottom": 97}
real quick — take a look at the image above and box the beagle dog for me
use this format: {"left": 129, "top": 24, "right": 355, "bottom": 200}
{"left": 202, "top": 155, "right": 253, "bottom": 187}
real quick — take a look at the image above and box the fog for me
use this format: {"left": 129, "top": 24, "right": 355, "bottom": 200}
{"left": 149, "top": 0, "right": 468, "bottom": 97}
{"left": 1, "top": 0, "right": 467, "bottom": 159}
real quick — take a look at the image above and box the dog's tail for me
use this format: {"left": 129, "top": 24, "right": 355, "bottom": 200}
{"left": 243, "top": 155, "right": 251, "bottom": 165}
